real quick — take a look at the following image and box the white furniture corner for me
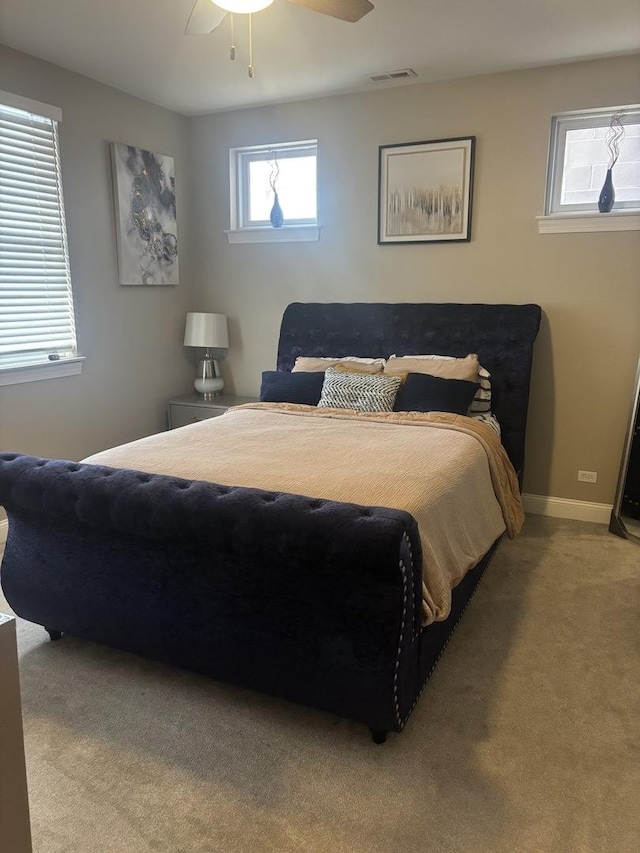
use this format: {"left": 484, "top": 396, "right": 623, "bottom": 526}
{"left": 0, "top": 613, "right": 32, "bottom": 853}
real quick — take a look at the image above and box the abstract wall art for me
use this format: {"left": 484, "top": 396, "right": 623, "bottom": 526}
{"left": 110, "top": 143, "right": 179, "bottom": 285}
{"left": 378, "top": 137, "right": 475, "bottom": 244}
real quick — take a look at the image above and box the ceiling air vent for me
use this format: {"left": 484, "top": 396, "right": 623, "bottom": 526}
{"left": 369, "top": 68, "right": 418, "bottom": 83}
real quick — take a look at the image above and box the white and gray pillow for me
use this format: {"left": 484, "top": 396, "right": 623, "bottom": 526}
{"left": 318, "top": 367, "right": 402, "bottom": 412}
{"left": 468, "top": 365, "right": 492, "bottom": 414}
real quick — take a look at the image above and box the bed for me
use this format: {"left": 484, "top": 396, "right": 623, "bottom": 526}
{"left": 0, "top": 302, "right": 541, "bottom": 742}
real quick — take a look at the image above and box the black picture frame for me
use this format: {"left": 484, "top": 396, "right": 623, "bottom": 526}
{"left": 378, "top": 136, "right": 476, "bottom": 244}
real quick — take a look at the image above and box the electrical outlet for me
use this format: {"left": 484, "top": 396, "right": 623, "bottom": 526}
{"left": 578, "top": 470, "right": 598, "bottom": 483}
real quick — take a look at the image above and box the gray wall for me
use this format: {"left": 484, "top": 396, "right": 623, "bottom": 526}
{"left": 190, "top": 54, "right": 640, "bottom": 504}
{"left": 1, "top": 45, "right": 639, "bottom": 507}
{"left": 0, "top": 45, "right": 196, "bottom": 461}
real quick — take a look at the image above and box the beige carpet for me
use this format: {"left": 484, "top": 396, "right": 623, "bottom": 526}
{"left": 2, "top": 515, "right": 639, "bottom": 853}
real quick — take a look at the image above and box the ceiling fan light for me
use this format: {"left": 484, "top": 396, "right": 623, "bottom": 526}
{"left": 214, "top": 0, "right": 274, "bottom": 13}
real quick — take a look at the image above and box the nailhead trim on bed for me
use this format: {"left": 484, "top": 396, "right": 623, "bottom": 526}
{"left": 405, "top": 537, "right": 423, "bottom": 644}
{"left": 392, "top": 533, "right": 412, "bottom": 730}
{"left": 398, "top": 536, "right": 503, "bottom": 729}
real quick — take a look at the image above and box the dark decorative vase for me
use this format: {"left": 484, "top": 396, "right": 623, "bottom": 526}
{"left": 270, "top": 192, "right": 284, "bottom": 228}
{"left": 598, "top": 168, "right": 615, "bottom": 213}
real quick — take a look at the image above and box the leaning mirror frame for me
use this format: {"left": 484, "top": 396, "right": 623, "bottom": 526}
{"left": 610, "top": 355, "right": 640, "bottom": 544}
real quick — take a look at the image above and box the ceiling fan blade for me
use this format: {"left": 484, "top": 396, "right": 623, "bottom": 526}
{"left": 288, "top": 0, "right": 374, "bottom": 23}
{"left": 185, "top": 0, "right": 228, "bottom": 35}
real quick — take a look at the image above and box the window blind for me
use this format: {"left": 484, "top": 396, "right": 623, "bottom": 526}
{"left": 0, "top": 98, "right": 77, "bottom": 370}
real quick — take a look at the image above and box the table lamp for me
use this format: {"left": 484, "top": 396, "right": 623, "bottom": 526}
{"left": 184, "top": 312, "right": 229, "bottom": 399}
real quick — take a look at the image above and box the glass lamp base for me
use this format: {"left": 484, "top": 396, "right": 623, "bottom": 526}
{"left": 195, "top": 356, "right": 224, "bottom": 398}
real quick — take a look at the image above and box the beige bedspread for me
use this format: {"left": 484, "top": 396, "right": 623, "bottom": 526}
{"left": 83, "top": 403, "right": 524, "bottom": 624}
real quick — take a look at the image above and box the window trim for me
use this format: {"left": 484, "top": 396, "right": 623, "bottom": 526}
{"left": 229, "top": 139, "right": 318, "bottom": 241}
{"left": 537, "top": 210, "right": 640, "bottom": 234}
{"left": 0, "top": 357, "right": 85, "bottom": 388}
{"left": 0, "top": 88, "right": 62, "bottom": 123}
{"left": 0, "top": 91, "right": 83, "bottom": 385}
{"left": 225, "top": 225, "right": 321, "bottom": 244}
{"left": 545, "top": 104, "right": 640, "bottom": 216}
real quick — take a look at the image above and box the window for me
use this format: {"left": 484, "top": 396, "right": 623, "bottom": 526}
{"left": 228, "top": 140, "right": 319, "bottom": 243}
{"left": 0, "top": 90, "right": 81, "bottom": 385}
{"left": 545, "top": 104, "right": 640, "bottom": 215}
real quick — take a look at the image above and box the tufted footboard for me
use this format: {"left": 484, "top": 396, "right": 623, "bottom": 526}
{"left": 0, "top": 452, "right": 427, "bottom": 735}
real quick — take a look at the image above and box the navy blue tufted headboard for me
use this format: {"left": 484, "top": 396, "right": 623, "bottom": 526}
{"left": 277, "top": 302, "right": 541, "bottom": 480}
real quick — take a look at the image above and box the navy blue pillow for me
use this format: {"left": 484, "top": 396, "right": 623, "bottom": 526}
{"left": 393, "top": 373, "right": 479, "bottom": 415}
{"left": 260, "top": 371, "right": 325, "bottom": 406}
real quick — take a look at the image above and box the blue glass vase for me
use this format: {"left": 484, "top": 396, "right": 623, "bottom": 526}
{"left": 270, "top": 192, "right": 284, "bottom": 228}
{"left": 598, "top": 168, "right": 615, "bottom": 213}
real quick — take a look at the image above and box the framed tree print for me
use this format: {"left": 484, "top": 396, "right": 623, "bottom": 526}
{"left": 378, "top": 136, "right": 475, "bottom": 244}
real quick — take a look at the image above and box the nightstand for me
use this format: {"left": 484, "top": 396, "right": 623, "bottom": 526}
{"left": 167, "top": 393, "right": 258, "bottom": 429}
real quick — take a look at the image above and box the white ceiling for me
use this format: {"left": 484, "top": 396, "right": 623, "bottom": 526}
{"left": 1, "top": 0, "right": 638, "bottom": 116}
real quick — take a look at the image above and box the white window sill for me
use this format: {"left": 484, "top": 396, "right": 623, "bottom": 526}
{"left": 225, "top": 225, "right": 321, "bottom": 244}
{"left": 0, "top": 357, "right": 85, "bottom": 388}
{"left": 537, "top": 210, "right": 640, "bottom": 234}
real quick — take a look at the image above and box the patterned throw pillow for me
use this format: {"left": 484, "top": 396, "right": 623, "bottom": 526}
{"left": 318, "top": 367, "right": 402, "bottom": 412}
{"left": 468, "top": 365, "right": 492, "bottom": 414}
{"left": 473, "top": 412, "right": 501, "bottom": 436}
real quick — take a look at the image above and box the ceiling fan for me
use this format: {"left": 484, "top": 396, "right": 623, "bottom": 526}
{"left": 186, "top": 0, "right": 375, "bottom": 77}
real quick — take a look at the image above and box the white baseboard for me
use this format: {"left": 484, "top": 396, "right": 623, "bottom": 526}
{"left": 0, "top": 518, "right": 8, "bottom": 545}
{"left": 523, "top": 493, "right": 613, "bottom": 524}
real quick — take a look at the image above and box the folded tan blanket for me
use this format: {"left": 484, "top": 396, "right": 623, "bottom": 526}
{"left": 84, "top": 403, "right": 524, "bottom": 625}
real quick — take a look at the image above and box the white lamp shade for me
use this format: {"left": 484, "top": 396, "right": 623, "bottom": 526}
{"left": 184, "top": 313, "right": 229, "bottom": 349}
